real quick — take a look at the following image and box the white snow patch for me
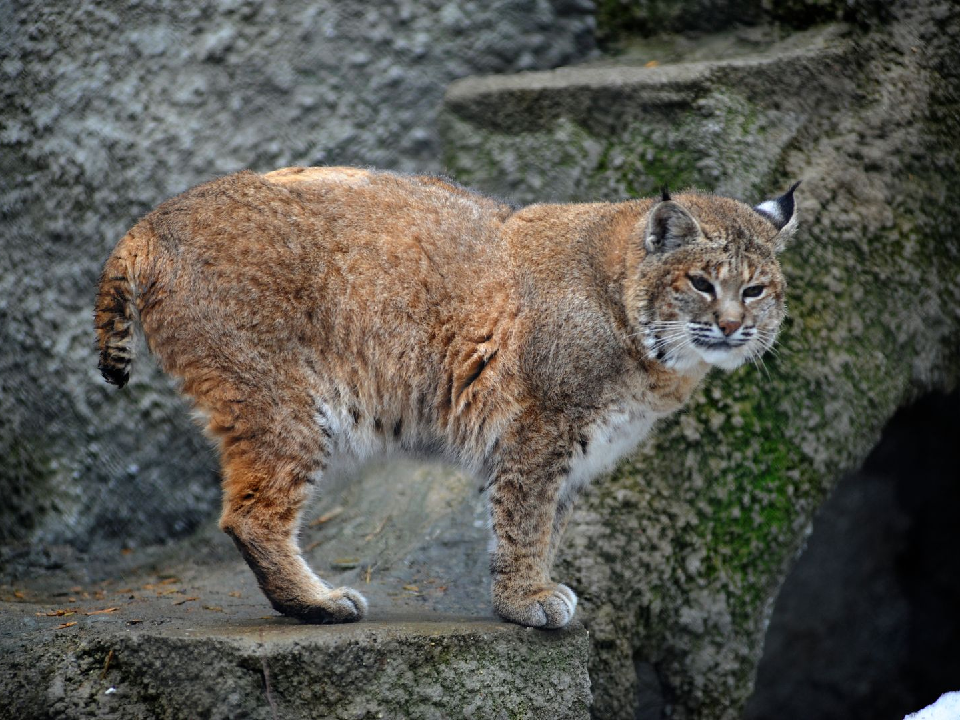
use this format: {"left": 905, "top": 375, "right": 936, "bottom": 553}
{"left": 904, "top": 691, "right": 960, "bottom": 720}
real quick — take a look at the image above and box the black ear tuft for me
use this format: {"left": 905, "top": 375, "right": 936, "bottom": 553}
{"left": 754, "top": 181, "right": 801, "bottom": 252}
{"left": 645, "top": 200, "right": 701, "bottom": 254}
{"left": 660, "top": 185, "right": 671, "bottom": 202}
{"left": 754, "top": 181, "right": 800, "bottom": 231}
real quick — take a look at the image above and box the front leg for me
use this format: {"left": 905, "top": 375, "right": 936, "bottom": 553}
{"left": 488, "top": 423, "right": 577, "bottom": 629}
{"left": 546, "top": 495, "right": 577, "bottom": 571}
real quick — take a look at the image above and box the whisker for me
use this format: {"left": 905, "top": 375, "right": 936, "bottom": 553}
{"left": 663, "top": 336, "right": 697, "bottom": 367}
{"left": 753, "top": 354, "right": 772, "bottom": 380}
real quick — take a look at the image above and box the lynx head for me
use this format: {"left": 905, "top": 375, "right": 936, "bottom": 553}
{"left": 636, "top": 183, "right": 799, "bottom": 372}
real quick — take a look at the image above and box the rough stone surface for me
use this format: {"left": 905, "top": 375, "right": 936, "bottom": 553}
{"left": 441, "top": 3, "right": 960, "bottom": 718}
{"left": 0, "top": 0, "right": 595, "bottom": 550}
{"left": 1, "top": 453, "right": 591, "bottom": 718}
{"left": 442, "top": 23, "right": 853, "bottom": 205}
{"left": 0, "top": 531, "right": 592, "bottom": 720}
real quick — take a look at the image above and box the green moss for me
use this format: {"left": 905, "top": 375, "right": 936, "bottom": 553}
{"left": 586, "top": 90, "right": 774, "bottom": 201}
{"left": 595, "top": 0, "right": 765, "bottom": 44}
{"left": 696, "top": 390, "right": 806, "bottom": 613}
{"left": 595, "top": 0, "right": 857, "bottom": 45}
{"left": 599, "top": 136, "right": 700, "bottom": 198}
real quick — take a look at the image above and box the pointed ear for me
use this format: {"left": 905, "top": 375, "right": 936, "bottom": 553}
{"left": 645, "top": 200, "right": 701, "bottom": 254}
{"left": 754, "top": 181, "right": 800, "bottom": 253}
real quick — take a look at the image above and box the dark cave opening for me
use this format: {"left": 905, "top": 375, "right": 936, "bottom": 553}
{"left": 744, "top": 390, "right": 960, "bottom": 720}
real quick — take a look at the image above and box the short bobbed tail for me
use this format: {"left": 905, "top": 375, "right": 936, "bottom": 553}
{"left": 94, "top": 227, "right": 151, "bottom": 388}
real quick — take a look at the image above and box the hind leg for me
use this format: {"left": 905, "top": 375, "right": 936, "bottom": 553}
{"left": 201, "top": 378, "right": 367, "bottom": 623}
{"left": 218, "top": 451, "right": 367, "bottom": 622}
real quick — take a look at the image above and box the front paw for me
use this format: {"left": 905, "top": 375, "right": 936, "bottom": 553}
{"left": 492, "top": 582, "right": 578, "bottom": 629}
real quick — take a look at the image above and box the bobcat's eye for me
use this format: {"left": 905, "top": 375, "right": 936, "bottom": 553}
{"left": 688, "top": 275, "right": 715, "bottom": 295}
{"left": 742, "top": 285, "right": 765, "bottom": 299}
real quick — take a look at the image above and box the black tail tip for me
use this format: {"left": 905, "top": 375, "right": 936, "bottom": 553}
{"left": 99, "top": 363, "right": 129, "bottom": 388}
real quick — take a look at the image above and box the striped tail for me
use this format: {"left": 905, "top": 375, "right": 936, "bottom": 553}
{"left": 94, "top": 229, "right": 146, "bottom": 388}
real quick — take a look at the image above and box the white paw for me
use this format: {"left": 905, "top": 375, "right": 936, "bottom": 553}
{"left": 322, "top": 587, "right": 368, "bottom": 623}
{"left": 291, "top": 586, "right": 367, "bottom": 624}
{"left": 494, "top": 583, "right": 578, "bottom": 630}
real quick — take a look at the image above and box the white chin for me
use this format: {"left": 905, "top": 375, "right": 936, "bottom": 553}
{"left": 663, "top": 353, "right": 705, "bottom": 372}
{"left": 698, "top": 347, "right": 748, "bottom": 371}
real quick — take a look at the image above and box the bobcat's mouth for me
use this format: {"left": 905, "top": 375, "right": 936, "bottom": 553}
{"left": 691, "top": 337, "right": 748, "bottom": 350}
{"left": 692, "top": 337, "right": 752, "bottom": 370}
{"left": 693, "top": 337, "right": 726, "bottom": 349}
{"left": 643, "top": 324, "right": 753, "bottom": 372}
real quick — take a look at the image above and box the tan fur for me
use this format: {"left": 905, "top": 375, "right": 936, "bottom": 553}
{"left": 95, "top": 167, "right": 797, "bottom": 628}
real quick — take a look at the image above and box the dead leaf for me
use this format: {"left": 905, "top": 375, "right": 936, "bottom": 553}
{"left": 142, "top": 578, "right": 178, "bottom": 591}
{"left": 645, "top": 60, "right": 659, "bottom": 68}
{"left": 402, "top": 585, "right": 419, "bottom": 592}
{"left": 173, "top": 597, "right": 199, "bottom": 606}
{"left": 55, "top": 622, "right": 78, "bottom": 630}
{"left": 39, "top": 609, "right": 76, "bottom": 618}
{"left": 331, "top": 558, "right": 360, "bottom": 570}
{"left": 100, "top": 649, "right": 114, "bottom": 679}
{"left": 202, "top": 605, "right": 224, "bottom": 612}
{"left": 85, "top": 607, "right": 120, "bottom": 616}
{"left": 364, "top": 514, "right": 392, "bottom": 542}
{"left": 310, "top": 506, "right": 345, "bottom": 526}
{"left": 228, "top": 591, "right": 242, "bottom": 598}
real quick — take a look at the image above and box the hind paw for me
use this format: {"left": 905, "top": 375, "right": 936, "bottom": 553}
{"left": 285, "top": 586, "right": 368, "bottom": 624}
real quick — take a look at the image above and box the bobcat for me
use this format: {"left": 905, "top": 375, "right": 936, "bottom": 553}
{"left": 95, "top": 166, "right": 798, "bottom": 629}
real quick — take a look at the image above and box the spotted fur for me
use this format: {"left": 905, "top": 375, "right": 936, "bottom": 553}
{"left": 94, "top": 167, "right": 798, "bottom": 628}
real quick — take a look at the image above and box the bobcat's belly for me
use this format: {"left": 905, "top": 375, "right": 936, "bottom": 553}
{"left": 310, "top": 396, "right": 469, "bottom": 480}
{"left": 561, "top": 409, "right": 663, "bottom": 505}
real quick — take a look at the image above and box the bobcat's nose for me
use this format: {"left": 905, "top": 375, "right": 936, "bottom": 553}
{"left": 718, "top": 319, "right": 741, "bottom": 336}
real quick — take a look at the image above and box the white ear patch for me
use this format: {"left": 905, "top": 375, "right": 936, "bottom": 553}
{"left": 755, "top": 199, "right": 784, "bottom": 226}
